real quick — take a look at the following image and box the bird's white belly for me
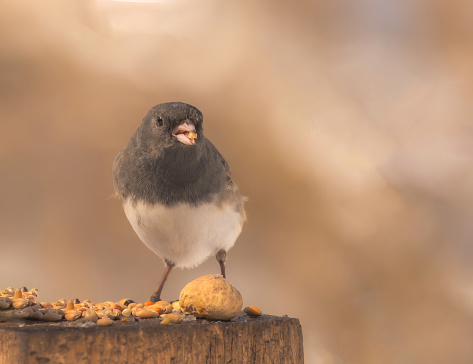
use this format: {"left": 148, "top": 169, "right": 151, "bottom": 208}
{"left": 123, "top": 199, "right": 243, "bottom": 268}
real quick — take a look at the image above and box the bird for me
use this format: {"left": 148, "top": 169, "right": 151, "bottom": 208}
{"left": 112, "top": 102, "right": 246, "bottom": 302}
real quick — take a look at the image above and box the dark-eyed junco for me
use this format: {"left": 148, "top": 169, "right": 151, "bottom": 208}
{"left": 113, "top": 102, "right": 246, "bottom": 302}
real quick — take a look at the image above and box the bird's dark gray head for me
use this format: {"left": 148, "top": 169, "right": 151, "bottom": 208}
{"left": 140, "top": 102, "right": 204, "bottom": 149}
{"left": 113, "top": 101, "right": 233, "bottom": 205}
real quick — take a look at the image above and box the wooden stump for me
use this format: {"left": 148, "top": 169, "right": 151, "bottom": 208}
{"left": 0, "top": 314, "right": 303, "bottom": 363}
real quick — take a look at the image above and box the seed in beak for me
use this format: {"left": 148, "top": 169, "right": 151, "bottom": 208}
{"left": 173, "top": 122, "right": 198, "bottom": 145}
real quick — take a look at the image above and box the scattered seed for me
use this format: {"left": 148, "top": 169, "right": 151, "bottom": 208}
{"left": 134, "top": 308, "right": 159, "bottom": 318}
{"left": 118, "top": 298, "right": 134, "bottom": 308}
{"left": 29, "top": 310, "right": 44, "bottom": 321}
{"left": 97, "top": 317, "right": 113, "bottom": 326}
{"left": 111, "top": 308, "right": 123, "bottom": 320}
{"left": 66, "top": 300, "right": 74, "bottom": 311}
{"left": 22, "top": 307, "right": 35, "bottom": 318}
{"left": 12, "top": 298, "right": 29, "bottom": 309}
{"left": 43, "top": 312, "right": 62, "bottom": 322}
{"left": 83, "top": 309, "right": 99, "bottom": 323}
{"left": 0, "top": 297, "right": 11, "bottom": 309}
{"left": 13, "top": 310, "right": 30, "bottom": 319}
{"left": 156, "top": 301, "right": 170, "bottom": 306}
{"left": 244, "top": 306, "right": 262, "bottom": 317}
{"left": 96, "top": 309, "right": 111, "bottom": 319}
{"left": 41, "top": 302, "right": 52, "bottom": 309}
{"left": 65, "top": 310, "right": 81, "bottom": 321}
{"left": 161, "top": 313, "right": 184, "bottom": 324}
{"left": 122, "top": 308, "right": 132, "bottom": 317}
{"left": 155, "top": 301, "right": 173, "bottom": 313}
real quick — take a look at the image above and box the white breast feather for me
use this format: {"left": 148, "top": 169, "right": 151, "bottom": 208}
{"left": 123, "top": 199, "right": 243, "bottom": 268}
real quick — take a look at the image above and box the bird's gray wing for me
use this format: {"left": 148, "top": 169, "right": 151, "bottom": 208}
{"left": 205, "top": 139, "right": 235, "bottom": 190}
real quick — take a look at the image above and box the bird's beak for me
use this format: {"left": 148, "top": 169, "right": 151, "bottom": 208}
{"left": 172, "top": 121, "right": 197, "bottom": 146}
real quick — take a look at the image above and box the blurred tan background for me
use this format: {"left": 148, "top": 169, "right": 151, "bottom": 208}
{"left": 2, "top": 0, "right": 473, "bottom": 362}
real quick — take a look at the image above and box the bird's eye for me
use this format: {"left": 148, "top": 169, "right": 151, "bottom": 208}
{"left": 156, "top": 116, "right": 164, "bottom": 127}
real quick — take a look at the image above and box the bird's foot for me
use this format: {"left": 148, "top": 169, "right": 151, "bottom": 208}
{"left": 149, "top": 294, "right": 160, "bottom": 303}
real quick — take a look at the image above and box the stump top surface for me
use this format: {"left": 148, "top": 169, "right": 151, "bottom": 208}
{"left": 0, "top": 313, "right": 297, "bottom": 333}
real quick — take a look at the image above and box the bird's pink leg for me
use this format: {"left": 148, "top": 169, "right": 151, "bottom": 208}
{"left": 149, "top": 260, "right": 175, "bottom": 302}
{"left": 216, "top": 249, "right": 227, "bottom": 278}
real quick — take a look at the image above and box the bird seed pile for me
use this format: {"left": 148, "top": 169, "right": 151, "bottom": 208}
{"left": 0, "top": 286, "right": 262, "bottom": 328}
{"left": 0, "top": 286, "right": 191, "bottom": 327}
